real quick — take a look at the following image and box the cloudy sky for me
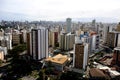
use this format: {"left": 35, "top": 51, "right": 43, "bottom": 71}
{"left": 0, "top": 0, "right": 120, "bottom": 22}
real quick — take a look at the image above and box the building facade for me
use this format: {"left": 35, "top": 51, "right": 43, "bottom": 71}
{"left": 106, "top": 32, "right": 120, "bottom": 48}
{"left": 29, "top": 28, "right": 48, "bottom": 60}
{"left": 60, "top": 33, "right": 75, "bottom": 51}
{"left": 73, "top": 37, "right": 89, "bottom": 70}
{"left": 111, "top": 47, "right": 120, "bottom": 66}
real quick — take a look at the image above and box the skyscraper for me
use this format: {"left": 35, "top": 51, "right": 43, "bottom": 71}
{"left": 106, "top": 32, "right": 120, "bottom": 48}
{"left": 60, "top": 33, "right": 75, "bottom": 51}
{"left": 28, "top": 27, "right": 48, "bottom": 60}
{"left": 48, "top": 31, "right": 58, "bottom": 47}
{"left": 111, "top": 47, "right": 120, "bottom": 66}
{"left": 91, "top": 34, "right": 99, "bottom": 51}
{"left": 66, "top": 18, "right": 72, "bottom": 33}
{"left": 116, "top": 22, "right": 120, "bottom": 32}
{"left": 92, "top": 19, "right": 96, "bottom": 31}
{"left": 73, "top": 37, "right": 89, "bottom": 70}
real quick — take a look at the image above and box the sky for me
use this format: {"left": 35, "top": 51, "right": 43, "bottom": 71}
{"left": 0, "top": 0, "right": 120, "bottom": 22}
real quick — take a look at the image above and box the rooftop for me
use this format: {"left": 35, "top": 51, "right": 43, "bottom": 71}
{"left": 89, "top": 68, "right": 110, "bottom": 78}
{"left": 45, "top": 54, "right": 68, "bottom": 65}
{"left": 114, "top": 47, "right": 120, "bottom": 51}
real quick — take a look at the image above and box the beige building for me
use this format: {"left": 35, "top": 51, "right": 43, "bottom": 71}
{"left": 0, "top": 51, "right": 4, "bottom": 61}
{"left": 48, "top": 31, "right": 53, "bottom": 47}
{"left": 106, "top": 32, "right": 115, "bottom": 48}
{"left": 76, "top": 29, "right": 82, "bottom": 36}
{"left": 45, "top": 54, "right": 68, "bottom": 71}
{"left": 60, "top": 33, "right": 75, "bottom": 51}
{"left": 21, "top": 29, "right": 27, "bottom": 43}
{"left": 48, "top": 30, "right": 59, "bottom": 47}
{"left": 116, "top": 23, "right": 120, "bottom": 32}
{"left": 12, "top": 33, "right": 20, "bottom": 45}
{"left": 106, "top": 32, "right": 120, "bottom": 48}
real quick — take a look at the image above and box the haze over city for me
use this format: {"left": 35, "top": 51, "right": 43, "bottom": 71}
{"left": 0, "top": 0, "right": 120, "bottom": 22}
{"left": 1, "top": 0, "right": 120, "bottom": 80}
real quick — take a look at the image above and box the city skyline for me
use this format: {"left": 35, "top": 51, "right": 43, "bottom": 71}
{"left": 0, "top": 0, "right": 120, "bottom": 22}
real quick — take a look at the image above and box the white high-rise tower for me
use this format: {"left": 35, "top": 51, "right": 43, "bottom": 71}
{"left": 30, "top": 27, "right": 48, "bottom": 60}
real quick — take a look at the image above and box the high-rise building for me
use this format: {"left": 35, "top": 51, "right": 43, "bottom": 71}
{"left": 91, "top": 34, "right": 99, "bottom": 51}
{"left": 5, "top": 33, "right": 12, "bottom": 50}
{"left": 111, "top": 47, "right": 120, "bottom": 66}
{"left": 98, "top": 24, "right": 109, "bottom": 43}
{"left": 81, "top": 36, "right": 92, "bottom": 54}
{"left": 91, "top": 19, "right": 96, "bottom": 31}
{"left": 88, "top": 31, "right": 100, "bottom": 52}
{"left": 0, "top": 29, "right": 4, "bottom": 36}
{"left": 0, "top": 46, "right": 7, "bottom": 55}
{"left": 60, "top": 33, "right": 75, "bottom": 51}
{"left": 116, "top": 22, "right": 120, "bottom": 32}
{"left": 21, "top": 29, "right": 27, "bottom": 43}
{"left": 12, "top": 33, "right": 20, "bottom": 45}
{"left": 26, "top": 32, "right": 31, "bottom": 56}
{"left": 0, "top": 51, "right": 4, "bottom": 61}
{"left": 106, "top": 32, "right": 120, "bottom": 48}
{"left": 73, "top": 37, "right": 89, "bottom": 70}
{"left": 48, "top": 31, "right": 58, "bottom": 47}
{"left": 28, "top": 27, "right": 48, "bottom": 60}
{"left": 59, "top": 33, "right": 66, "bottom": 50}
{"left": 66, "top": 18, "right": 72, "bottom": 33}
{"left": 52, "top": 32, "right": 58, "bottom": 47}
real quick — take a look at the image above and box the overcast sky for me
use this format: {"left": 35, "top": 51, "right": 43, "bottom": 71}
{"left": 0, "top": 0, "right": 120, "bottom": 22}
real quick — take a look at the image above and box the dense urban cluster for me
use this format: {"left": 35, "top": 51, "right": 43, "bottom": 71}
{"left": 0, "top": 18, "right": 120, "bottom": 80}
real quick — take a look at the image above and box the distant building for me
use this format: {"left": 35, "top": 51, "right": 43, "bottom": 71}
{"left": 0, "top": 46, "right": 7, "bottom": 55}
{"left": 98, "top": 24, "right": 109, "bottom": 43}
{"left": 73, "top": 37, "right": 89, "bottom": 70}
{"left": 0, "top": 29, "right": 12, "bottom": 50}
{"left": 28, "top": 27, "right": 48, "bottom": 60}
{"left": 59, "top": 33, "right": 66, "bottom": 50}
{"left": 81, "top": 36, "right": 92, "bottom": 54}
{"left": 5, "top": 27, "right": 12, "bottom": 33}
{"left": 91, "top": 19, "right": 96, "bottom": 31}
{"left": 26, "top": 32, "right": 31, "bottom": 56}
{"left": 21, "top": 29, "right": 27, "bottom": 43}
{"left": 12, "top": 33, "right": 20, "bottom": 45}
{"left": 0, "top": 29, "right": 4, "bottom": 36}
{"left": 48, "top": 31, "right": 58, "bottom": 47}
{"left": 91, "top": 34, "right": 99, "bottom": 52}
{"left": 75, "top": 29, "right": 82, "bottom": 37}
{"left": 66, "top": 18, "right": 72, "bottom": 33}
{"left": 60, "top": 33, "right": 75, "bottom": 51}
{"left": 53, "top": 32, "right": 58, "bottom": 47}
{"left": 116, "top": 22, "right": 120, "bottom": 32}
{"left": 5, "top": 33, "right": 12, "bottom": 50}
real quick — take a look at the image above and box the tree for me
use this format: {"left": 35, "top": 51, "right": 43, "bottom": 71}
{"left": 0, "top": 60, "right": 2, "bottom": 66}
{"left": 59, "top": 71, "right": 83, "bottom": 80}
{"left": 37, "top": 69, "right": 45, "bottom": 80}
{"left": 45, "top": 61, "right": 54, "bottom": 75}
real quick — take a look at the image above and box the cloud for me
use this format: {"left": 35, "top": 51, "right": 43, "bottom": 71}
{"left": 0, "top": 0, "right": 120, "bottom": 22}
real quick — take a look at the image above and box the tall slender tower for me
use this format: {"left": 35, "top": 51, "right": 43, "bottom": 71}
{"left": 73, "top": 37, "right": 89, "bottom": 70}
{"left": 66, "top": 18, "right": 72, "bottom": 33}
{"left": 30, "top": 27, "right": 48, "bottom": 60}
